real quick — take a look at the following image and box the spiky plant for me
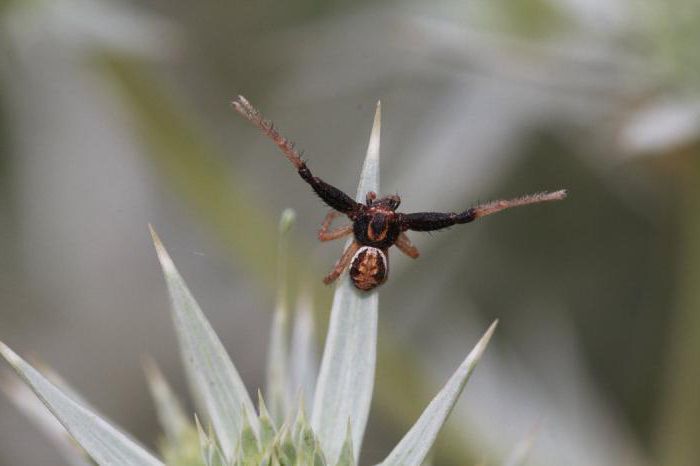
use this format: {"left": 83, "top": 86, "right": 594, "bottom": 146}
{"left": 0, "top": 103, "right": 497, "bottom": 466}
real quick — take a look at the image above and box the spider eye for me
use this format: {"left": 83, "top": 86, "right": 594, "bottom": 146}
{"left": 366, "top": 191, "right": 377, "bottom": 206}
{"left": 370, "top": 213, "right": 387, "bottom": 235}
{"left": 389, "top": 196, "right": 401, "bottom": 210}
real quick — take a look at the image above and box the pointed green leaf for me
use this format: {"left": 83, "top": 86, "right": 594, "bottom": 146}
{"left": 266, "top": 301, "right": 290, "bottom": 425}
{"left": 195, "top": 416, "right": 227, "bottom": 466}
{"left": 277, "top": 425, "right": 296, "bottom": 466}
{"left": 0, "top": 342, "right": 164, "bottom": 466}
{"left": 313, "top": 445, "right": 328, "bottom": 466}
{"left": 293, "top": 399, "right": 310, "bottom": 445}
{"left": 355, "top": 101, "right": 381, "bottom": 199}
{"left": 298, "top": 425, "right": 316, "bottom": 466}
{"left": 289, "top": 290, "right": 318, "bottom": 407}
{"left": 378, "top": 321, "right": 498, "bottom": 466}
{"left": 239, "top": 409, "right": 260, "bottom": 460}
{"left": 142, "top": 357, "right": 191, "bottom": 444}
{"left": 334, "top": 421, "right": 355, "bottom": 466}
{"left": 504, "top": 424, "right": 539, "bottom": 466}
{"left": 0, "top": 375, "right": 93, "bottom": 466}
{"left": 151, "top": 226, "right": 258, "bottom": 459}
{"left": 26, "top": 358, "right": 95, "bottom": 410}
{"left": 267, "top": 210, "right": 295, "bottom": 424}
{"left": 143, "top": 359, "right": 202, "bottom": 466}
{"left": 311, "top": 102, "right": 381, "bottom": 464}
{"left": 258, "top": 392, "right": 277, "bottom": 451}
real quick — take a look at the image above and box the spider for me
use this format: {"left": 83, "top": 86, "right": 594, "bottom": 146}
{"left": 232, "top": 96, "right": 566, "bottom": 291}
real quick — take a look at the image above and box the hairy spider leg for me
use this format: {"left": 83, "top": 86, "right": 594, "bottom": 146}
{"left": 233, "top": 96, "right": 360, "bottom": 216}
{"left": 400, "top": 190, "right": 567, "bottom": 232}
{"left": 395, "top": 232, "right": 420, "bottom": 258}
{"left": 323, "top": 241, "right": 361, "bottom": 284}
{"left": 318, "top": 210, "right": 353, "bottom": 242}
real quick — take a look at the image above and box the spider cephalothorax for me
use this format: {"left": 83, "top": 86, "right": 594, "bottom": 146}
{"left": 353, "top": 193, "right": 402, "bottom": 249}
{"left": 233, "top": 96, "right": 566, "bottom": 291}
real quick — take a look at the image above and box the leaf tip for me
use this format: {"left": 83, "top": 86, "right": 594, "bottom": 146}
{"left": 141, "top": 354, "right": 158, "bottom": 378}
{"left": 141, "top": 355, "right": 169, "bottom": 395}
{"left": 356, "top": 100, "right": 382, "bottom": 199}
{"left": 149, "top": 224, "right": 165, "bottom": 256}
{"left": 279, "top": 209, "right": 296, "bottom": 234}
{"left": 148, "top": 223, "right": 159, "bottom": 243}
{"left": 257, "top": 389, "right": 272, "bottom": 419}
{"left": 0, "top": 341, "right": 20, "bottom": 368}
{"left": 369, "top": 103, "right": 382, "bottom": 151}
{"left": 473, "top": 320, "right": 498, "bottom": 360}
{"left": 149, "top": 225, "right": 176, "bottom": 274}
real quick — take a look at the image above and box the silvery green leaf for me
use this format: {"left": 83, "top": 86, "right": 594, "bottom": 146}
{"left": 150, "top": 226, "right": 258, "bottom": 459}
{"left": 265, "top": 288, "right": 289, "bottom": 426}
{"left": 298, "top": 425, "right": 317, "bottom": 466}
{"left": 504, "top": 424, "right": 539, "bottom": 466}
{"left": 313, "top": 444, "right": 328, "bottom": 466}
{"left": 377, "top": 321, "right": 498, "bottom": 466}
{"left": 260, "top": 451, "right": 273, "bottom": 466}
{"left": 27, "top": 359, "right": 95, "bottom": 408}
{"left": 195, "top": 416, "right": 227, "bottom": 466}
{"left": 293, "top": 399, "right": 310, "bottom": 444}
{"left": 277, "top": 425, "right": 296, "bottom": 466}
{"left": 238, "top": 409, "right": 261, "bottom": 464}
{"left": 311, "top": 102, "right": 381, "bottom": 464}
{"left": 258, "top": 392, "right": 277, "bottom": 451}
{"left": 355, "top": 102, "right": 382, "bottom": 198}
{"left": 289, "top": 290, "right": 318, "bottom": 408}
{"left": 267, "top": 210, "right": 296, "bottom": 424}
{"left": 0, "top": 373, "right": 92, "bottom": 466}
{"left": 334, "top": 421, "right": 355, "bottom": 466}
{"left": 0, "top": 342, "right": 164, "bottom": 466}
{"left": 142, "top": 357, "right": 190, "bottom": 444}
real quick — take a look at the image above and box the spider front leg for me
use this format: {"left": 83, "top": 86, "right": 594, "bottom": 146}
{"left": 323, "top": 241, "right": 360, "bottom": 284}
{"left": 400, "top": 190, "right": 567, "bottom": 232}
{"left": 395, "top": 232, "right": 419, "bottom": 258}
{"left": 318, "top": 210, "right": 353, "bottom": 242}
{"left": 233, "top": 96, "right": 360, "bottom": 216}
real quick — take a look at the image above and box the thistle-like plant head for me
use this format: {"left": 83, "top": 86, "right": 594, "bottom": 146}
{"left": 0, "top": 102, "right": 497, "bottom": 466}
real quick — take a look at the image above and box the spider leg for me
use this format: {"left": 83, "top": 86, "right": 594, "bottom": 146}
{"left": 323, "top": 241, "right": 360, "bottom": 284}
{"left": 318, "top": 210, "right": 353, "bottom": 242}
{"left": 400, "top": 190, "right": 567, "bottom": 232}
{"left": 395, "top": 232, "right": 419, "bottom": 258}
{"left": 233, "top": 96, "right": 360, "bottom": 216}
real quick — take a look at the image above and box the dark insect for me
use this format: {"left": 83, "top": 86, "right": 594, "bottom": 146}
{"left": 233, "top": 96, "right": 566, "bottom": 291}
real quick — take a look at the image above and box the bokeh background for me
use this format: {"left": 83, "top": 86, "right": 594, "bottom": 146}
{"left": 1, "top": 0, "right": 700, "bottom": 465}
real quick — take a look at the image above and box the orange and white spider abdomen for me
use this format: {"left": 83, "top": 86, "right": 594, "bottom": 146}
{"left": 349, "top": 246, "right": 388, "bottom": 291}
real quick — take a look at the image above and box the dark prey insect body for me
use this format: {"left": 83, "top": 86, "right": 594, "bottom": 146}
{"left": 232, "top": 96, "right": 566, "bottom": 291}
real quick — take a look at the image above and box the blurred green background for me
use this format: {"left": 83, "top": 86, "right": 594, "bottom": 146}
{"left": 1, "top": 0, "right": 700, "bottom": 465}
